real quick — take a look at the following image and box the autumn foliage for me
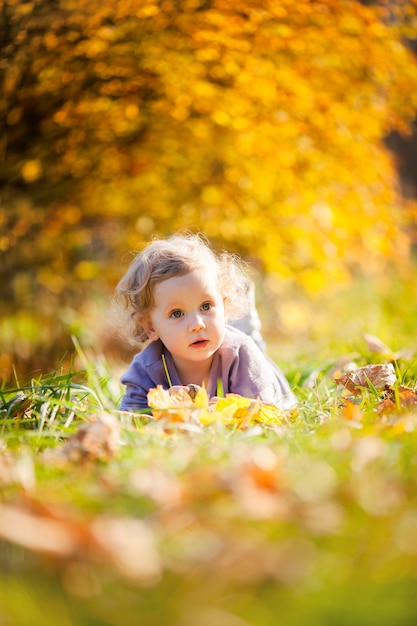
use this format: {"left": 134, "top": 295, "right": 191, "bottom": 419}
{"left": 2, "top": 0, "right": 417, "bottom": 378}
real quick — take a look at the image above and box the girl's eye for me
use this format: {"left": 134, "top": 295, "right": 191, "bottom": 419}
{"left": 170, "top": 310, "right": 183, "bottom": 319}
{"left": 201, "top": 302, "right": 212, "bottom": 311}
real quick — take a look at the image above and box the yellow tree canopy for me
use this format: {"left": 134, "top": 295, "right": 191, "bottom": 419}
{"left": 2, "top": 0, "right": 417, "bottom": 370}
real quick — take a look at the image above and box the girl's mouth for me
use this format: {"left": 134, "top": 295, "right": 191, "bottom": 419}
{"left": 191, "top": 339, "right": 209, "bottom": 348}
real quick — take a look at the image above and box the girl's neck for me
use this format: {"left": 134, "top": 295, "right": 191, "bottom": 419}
{"left": 173, "top": 357, "right": 214, "bottom": 388}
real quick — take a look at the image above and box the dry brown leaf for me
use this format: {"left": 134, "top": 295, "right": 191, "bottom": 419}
{"left": 0, "top": 500, "right": 161, "bottom": 584}
{"left": 4, "top": 392, "right": 32, "bottom": 418}
{"left": 397, "top": 386, "right": 417, "bottom": 408}
{"left": 363, "top": 333, "right": 393, "bottom": 355}
{"left": 335, "top": 363, "right": 397, "bottom": 395}
{"left": 377, "top": 385, "right": 417, "bottom": 414}
{"left": 362, "top": 333, "right": 414, "bottom": 361}
{"left": 46, "top": 413, "right": 120, "bottom": 465}
{"left": 376, "top": 398, "right": 397, "bottom": 414}
{"left": 91, "top": 516, "right": 161, "bottom": 584}
{"left": 0, "top": 503, "right": 79, "bottom": 557}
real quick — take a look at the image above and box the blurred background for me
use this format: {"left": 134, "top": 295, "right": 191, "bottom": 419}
{"left": 2, "top": 0, "right": 417, "bottom": 383}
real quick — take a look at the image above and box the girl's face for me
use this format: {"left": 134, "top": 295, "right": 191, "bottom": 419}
{"left": 143, "top": 268, "right": 226, "bottom": 376}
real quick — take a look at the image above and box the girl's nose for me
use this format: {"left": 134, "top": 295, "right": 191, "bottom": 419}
{"left": 189, "top": 313, "right": 205, "bottom": 332}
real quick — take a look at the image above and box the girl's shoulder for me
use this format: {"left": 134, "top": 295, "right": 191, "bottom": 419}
{"left": 222, "top": 325, "right": 261, "bottom": 354}
{"left": 131, "top": 339, "right": 165, "bottom": 368}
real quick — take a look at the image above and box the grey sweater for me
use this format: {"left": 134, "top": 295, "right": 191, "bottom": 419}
{"left": 120, "top": 325, "right": 296, "bottom": 412}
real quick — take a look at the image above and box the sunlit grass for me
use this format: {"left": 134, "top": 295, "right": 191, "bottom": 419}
{"left": 2, "top": 273, "right": 417, "bottom": 626}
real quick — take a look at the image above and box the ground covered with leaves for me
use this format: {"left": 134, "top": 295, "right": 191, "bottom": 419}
{"left": 2, "top": 343, "right": 417, "bottom": 626}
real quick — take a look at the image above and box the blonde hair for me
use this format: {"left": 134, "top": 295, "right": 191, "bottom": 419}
{"left": 114, "top": 232, "right": 250, "bottom": 346}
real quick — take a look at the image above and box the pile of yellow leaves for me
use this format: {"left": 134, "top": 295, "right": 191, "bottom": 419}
{"left": 147, "top": 385, "right": 289, "bottom": 429}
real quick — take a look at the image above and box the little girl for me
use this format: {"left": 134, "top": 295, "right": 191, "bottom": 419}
{"left": 115, "top": 233, "right": 296, "bottom": 411}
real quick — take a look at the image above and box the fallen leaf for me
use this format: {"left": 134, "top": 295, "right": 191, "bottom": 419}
{"left": 0, "top": 500, "right": 161, "bottom": 584}
{"left": 91, "top": 516, "right": 161, "bottom": 584}
{"left": 192, "top": 385, "right": 210, "bottom": 408}
{"left": 146, "top": 387, "right": 286, "bottom": 428}
{"left": 340, "top": 399, "right": 364, "bottom": 422}
{"left": 375, "top": 398, "right": 397, "bottom": 414}
{"left": 46, "top": 413, "right": 120, "bottom": 465}
{"left": 3, "top": 392, "right": 32, "bottom": 418}
{"left": 147, "top": 385, "right": 194, "bottom": 422}
{"left": 363, "top": 333, "right": 393, "bottom": 356}
{"left": 214, "top": 394, "right": 254, "bottom": 426}
{"left": 397, "top": 386, "right": 417, "bottom": 408}
{"left": 377, "top": 385, "right": 417, "bottom": 413}
{"left": 0, "top": 503, "right": 78, "bottom": 557}
{"left": 212, "top": 394, "right": 285, "bottom": 429}
{"left": 362, "top": 333, "right": 414, "bottom": 361}
{"left": 335, "top": 363, "right": 397, "bottom": 395}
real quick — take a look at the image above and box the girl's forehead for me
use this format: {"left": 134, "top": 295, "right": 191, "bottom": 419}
{"left": 153, "top": 268, "right": 220, "bottom": 301}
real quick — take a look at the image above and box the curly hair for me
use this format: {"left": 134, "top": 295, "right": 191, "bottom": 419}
{"left": 113, "top": 232, "right": 250, "bottom": 347}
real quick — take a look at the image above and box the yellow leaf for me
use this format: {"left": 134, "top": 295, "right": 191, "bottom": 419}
{"left": 214, "top": 394, "right": 252, "bottom": 422}
{"left": 147, "top": 385, "right": 193, "bottom": 422}
{"left": 212, "top": 394, "right": 285, "bottom": 428}
{"left": 193, "top": 385, "right": 209, "bottom": 408}
{"left": 340, "top": 400, "right": 364, "bottom": 422}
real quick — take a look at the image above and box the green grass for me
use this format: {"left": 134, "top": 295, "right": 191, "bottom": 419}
{"left": 2, "top": 273, "right": 417, "bottom": 626}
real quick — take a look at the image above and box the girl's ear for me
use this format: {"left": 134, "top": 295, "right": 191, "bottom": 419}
{"left": 222, "top": 296, "right": 229, "bottom": 318}
{"left": 139, "top": 314, "right": 159, "bottom": 341}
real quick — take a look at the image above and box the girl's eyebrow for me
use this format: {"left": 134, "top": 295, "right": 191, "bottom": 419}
{"left": 162, "top": 292, "right": 217, "bottom": 310}
{"left": 163, "top": 302, "right": 185, "bottom": 315}
{"left": 163, "top": 300, "right": 183, "bottom": 309}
